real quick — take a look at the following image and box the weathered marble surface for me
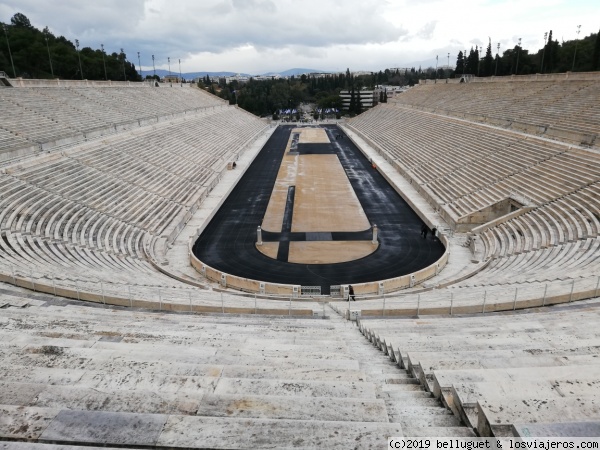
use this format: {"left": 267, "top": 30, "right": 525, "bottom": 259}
{"left": 157, "top": 415, "right": 405, "bottom": 449}
{"left": 513, "top": 421, "right": 600, "bottom": 437}
{"left": 39, "top": 410, "right": 168, "bottom": 446}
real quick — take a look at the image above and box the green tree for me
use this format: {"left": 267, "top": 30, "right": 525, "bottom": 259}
{"left": 455, "top": 51, "right": 465, "bottom": 75}
{"left": 593, "top": 29, "right": 600, "bottom": 71}
{"left": 11, "top": 12, "right": 32, "bottom": 28}
{"left": 483, "top": 39, "right": 494, "bottom": 76}
{"left": 348, "top": 86, "right": 356, "bottom": 114}
{"left": 355, "top": 90, "right": 363, "bottom": 115}
{"left": 0, "top": 13, "right": 139, "bottom": 80}
{"left": 466, "top": 47, "right": 479, "bottom": 74}
{"left": 268, "top": 81, "right": 290, "bottom": 112}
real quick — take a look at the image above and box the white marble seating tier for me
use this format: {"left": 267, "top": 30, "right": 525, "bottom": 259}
{"left": 350, "top": 104, "right": 600, "bottom": 221}
{"left": 0, "top": 85, "right": 227, "bottom": 162}
{"left": 0, "top": 293, "right": 476, "bottom": 445}
{"left": 392, "top": 78, "right": 600, "bottom": 142}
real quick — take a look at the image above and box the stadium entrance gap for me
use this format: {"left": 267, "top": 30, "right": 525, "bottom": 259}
{"left": 192, "top": 125, "right": 444, "bottom": 295}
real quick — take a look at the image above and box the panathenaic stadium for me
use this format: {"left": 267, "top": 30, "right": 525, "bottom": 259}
{"left": 1, "top": 71, "right": 600, "bottom": 448}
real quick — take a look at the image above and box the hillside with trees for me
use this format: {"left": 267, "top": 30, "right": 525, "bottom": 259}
{"left": 207, "top": 68, "right": 421, "bottom": 118}
{"left": 455, "top": 30, "right": 599, "bottom": 77}
{"left": 0, "top": 13, "right": 139, "bottom": 80}
{"left": 2, "top": 11, "right": 598, "bottom": 119}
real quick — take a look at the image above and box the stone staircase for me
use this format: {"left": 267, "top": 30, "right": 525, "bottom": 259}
{"left": 327, "top": 306, "right": 475, "bottom": 438}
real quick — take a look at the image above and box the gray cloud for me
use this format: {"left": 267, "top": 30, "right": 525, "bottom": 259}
{"left": 1, "top": 0, "right": 407, "bottom": 67}
{"left": 417, "top": 21, "right": 437, "bottom": 39}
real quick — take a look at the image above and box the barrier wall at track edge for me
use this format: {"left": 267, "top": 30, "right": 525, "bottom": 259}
{"left": 188, "top": 238, "right": 449, "bottom": 297}
{"left": 0, "top": 270, "right": 314, "bottom": 316}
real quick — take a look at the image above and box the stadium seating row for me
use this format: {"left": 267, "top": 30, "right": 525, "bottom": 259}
{"left": 0, "top": 85, "right": 227, "bottom": 161}
{"left": 392, "top": 78, "right": 600, "bottom": 146}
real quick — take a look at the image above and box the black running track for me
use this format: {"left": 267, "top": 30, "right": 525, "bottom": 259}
{"left": 192, "top": 125, "right": 444, "bottom": 294}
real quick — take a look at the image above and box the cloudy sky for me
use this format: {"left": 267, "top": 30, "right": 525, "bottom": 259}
{"left": 0, "top": 0, "right": 597, "bottom": 74}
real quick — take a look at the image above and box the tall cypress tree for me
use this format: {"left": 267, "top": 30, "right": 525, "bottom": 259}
{"left": 349, "top": 86, "right": 356, "bottom": 114}
{"left": 593, "top": 29, "right": 600, "bottom": 71}
{"left": 466, "top": 47, "right": 479, "bottom": 74}
{"left": 356, "top": 89, "right": 363, "bottom": 115}
{"left": 546, "top": 30, "right": 555, "bottom": 72}
{"left": 455, "top": 51, "right": 465, "bottom": 75}
{"left": 484, "top": 39, "right": 494, "bottom": 76}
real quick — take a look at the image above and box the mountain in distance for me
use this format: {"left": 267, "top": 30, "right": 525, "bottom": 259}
{"left": 147, "top": 68, "right": 332, "bottom": 80}
{"left": 147, "top": 69, "right": 252, "bottom": 80}
{"left": 262, "top": 68, "right": 331, "bottom": 77}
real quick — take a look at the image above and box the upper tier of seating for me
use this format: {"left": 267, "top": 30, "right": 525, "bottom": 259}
{"left": 0, "top": 84, "right": 227, "bottom": 162}
{"left": 348, "top": 103, "right": 600, "bottom": 223}
{"left": 392, "top": 76, "right": 600, "bottom": 147}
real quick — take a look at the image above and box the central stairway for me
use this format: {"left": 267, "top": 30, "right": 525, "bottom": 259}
{"left": 327, "top": 306, "right": 476, "bottom": 438}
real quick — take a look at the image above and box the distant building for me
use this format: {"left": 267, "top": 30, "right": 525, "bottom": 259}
{"left": 224, "top": 74, "right": 249, "bottom": 84}
{"left": 376, "top": 85, "right": 411, "bottom": 98}
{"left": 253, "top": 75, "right": 280, "bottom": 81}
{"left": 339, "top": 89, "right": 379, "bottom": 111}
{"left": 163, "top": 75, "right": 181, "bottom": 83}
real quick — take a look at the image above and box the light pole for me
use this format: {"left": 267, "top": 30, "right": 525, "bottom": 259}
{"left": 572, "top": 25, "right": 582, "bottom": 71}
{"left": 137, "top": 51, "right": 142, "bottom": 80}
{"left": 447, "top": 52, "right": 450, "bottom": 76}
{"left": 2, "top": 24, "right": 16, "bottom": 78}
{"left": 515, "top": 38, "right": 521, "bottom": 75}
{"left": 463, "top": 49, "right": 466, "bottom": 76}
{"left": 477, "top": 45, "right": 481, "bottom": 76}
{"left": 152, "top": 54, "right": 156, "bottom": 79}
{"left": 435, "top": 55, "right": 438, "bottom": 80}
{"left": 168, "top": 57, "right": 171, "bottom": 79}
{"left": 101, "top": 44, "right": 107, "bottom": 80}
{"left": 540, "top": 32, "right": 548, "bottom": 73}
{"left": 75, "top": 39, "right": 83, "bottom": 79}
{"left": 120, "top": 48, "right": 126, "bottom": 81}
{"left": 44, "top": 30, "right": 54, "bottom": 78}
{"left": 495, "top": 43, "right": 500, "bottom": 76}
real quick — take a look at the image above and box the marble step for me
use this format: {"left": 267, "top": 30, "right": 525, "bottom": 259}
{"left": 385, "top": 397, "right": 442, "bottom": 407}
{"left": 213, "top": 377, "right": 378, "bottom": 399}
{"left": 1, "top": 443, "right": 122, "bottom": 450}
{"left": 0, "top": 344, "right": 361, "bottom": 372}
{"left": 393, "top": 414, "right": 462, "bottom": 427}
{"left": 195, "top": 393, "right": 390, "bottom": 422}
{"left": 0, "top": 382, "right": 202, "bottom": 416}
{"left": 3, "top": 407, "right": 406, "bottom": 449}
{"left": 379, "top": 383, "right": 425, "bottom": 392}
{"left": 0, "top": 363, "right": 368, "bottom": 386}
{"left": 402, "top": 426, "right": 477, "bottom": 437}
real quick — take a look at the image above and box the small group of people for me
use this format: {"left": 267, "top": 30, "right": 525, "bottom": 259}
{"left": 420, "top": 224, "right": 437, "bottom": 240}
